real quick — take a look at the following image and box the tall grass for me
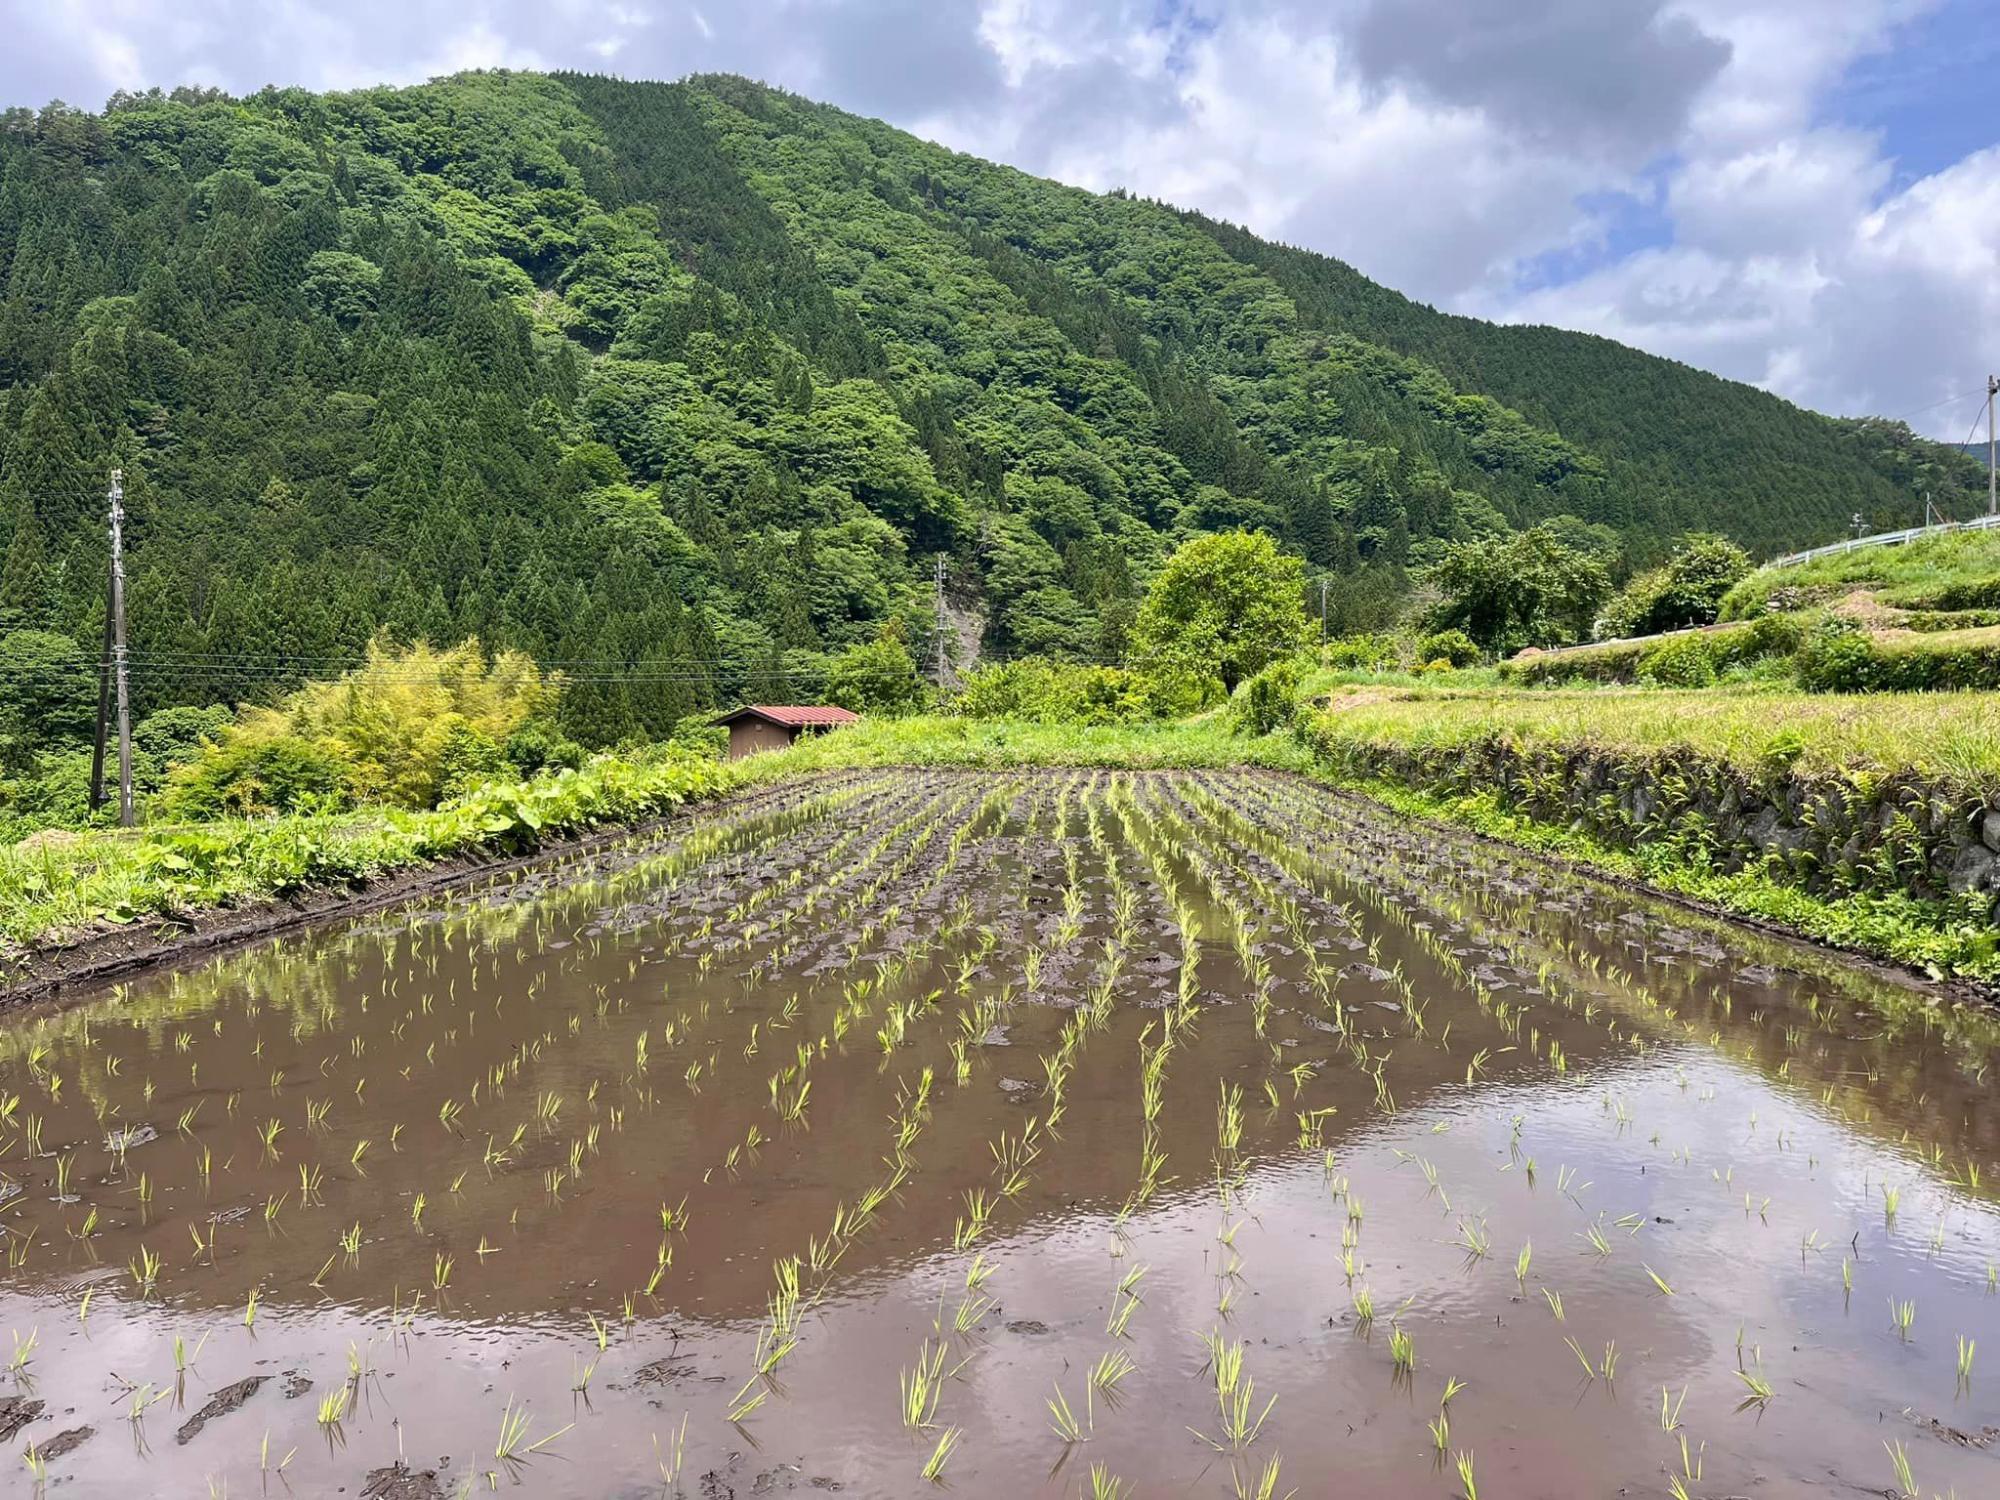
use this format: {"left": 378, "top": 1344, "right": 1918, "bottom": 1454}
{"left": 1308, "top": 684, "right": 2000, "bottom": 783}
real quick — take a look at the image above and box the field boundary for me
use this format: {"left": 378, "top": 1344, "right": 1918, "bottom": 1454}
{"left": 7, "top": 754, "right": 1986, "bottom": 1022}
{"left": 0, "top": 772, "right": 852, "bottom": 1010}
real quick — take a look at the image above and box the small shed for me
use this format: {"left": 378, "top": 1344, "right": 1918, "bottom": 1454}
{"left": 715, "top": 704, "right": 860, "bottom": 760}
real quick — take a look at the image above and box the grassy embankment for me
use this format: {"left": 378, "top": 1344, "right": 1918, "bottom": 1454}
{"left": 1511, "top": 527, "right": 2000, "bottom": 691}
{"left": 7, "top": 692, "right": 1997, "bottom": 987}
{"left": 1722, "top": 526, "right": 2000, "bottom": 615}
{"left": 1298, "top": 678, "right": 2000, "bottom": 980}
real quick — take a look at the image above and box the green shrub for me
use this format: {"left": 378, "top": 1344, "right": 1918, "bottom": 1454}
{"left": 665, "top": 718, "right": 728, "bottom": 759}
{"left": 163, "top": 735, "right": 355, "bottom": 819}
{"left": 1231, "top": 657, "right": 1305, "bottom": 736}
{"left": 1321, "top": 635, "right": 1399, "bottom": 671}
{"left": 954, "top": 658, "right": 1153, "bottom": 724}
{"left": 1635, "top": 633, "right": 1722, "bottom": 687}
{"left": 825, "top": 636, "right": 928, "bottom": 715}
{"left": 436, "top": 723, "right": 508, "bottom": 801}
{"left": 133, "top": 705, "right": 233, "bottom": 768}
{"left": 502, "top": 722, "right": 587, "bottom": 776}
{"left": 1794, "top": 621, "right": 2000, "bottom": 693}
{"left": 1506, "top": 613, "right": 1809, "bottom": 689}
{"left": 1742, "top": 612, "right": 1808, "bottom": 658}
{"left": 1863, "top": 632, "right": 2000, "bottom": 691}
{"left": 1794, "top": 622, "right": 1878, "bottom": 692}
{"left": 1597, "top": 534, "right": 1751, "bottom": 639}
{"left": 1501, "top": 640, "right": 1646, "bottom": 686}
{"left": 1415, "top": 629, "right": 1482, "bottom": 668}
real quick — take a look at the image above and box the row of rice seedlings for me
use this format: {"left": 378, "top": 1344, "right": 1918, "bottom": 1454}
{"left": 1212, "top": 778, "right": 2000, "bottom": 1495}
{"left": 1189, "top": 777, "right": 1721, "bottom": 1443}
{"left": 868, "top": 781, "right": 1137, "bottom": 1480}
{"left": 729, "top": 1067, "right": 941, "bottom": 1422}
{"left": 0, "top": 780, "right": 923, "bottom": 1453}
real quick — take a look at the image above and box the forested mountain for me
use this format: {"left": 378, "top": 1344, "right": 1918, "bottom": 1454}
{"left": 0, "top": 71, "right": 1980, "bottom": 746}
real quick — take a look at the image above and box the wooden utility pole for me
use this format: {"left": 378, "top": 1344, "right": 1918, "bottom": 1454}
{"left": 107, "top": 469, "right": 134, "bottom": 827}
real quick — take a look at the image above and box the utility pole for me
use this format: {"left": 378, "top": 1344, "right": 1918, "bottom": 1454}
{"left": 107, "top": 470, "right": 134, "bottom": 827}
{"left": 1987, "top": 374, "right": 1996, "bottom": 517}
{"left": 88, "top": 557, "right": 113, "bottom": 811}
{"left": 1319, "top": 575, "right": 1330, "bottom": 643}
{"left": 931, "top": 555, "right": 950, "bottom": 690}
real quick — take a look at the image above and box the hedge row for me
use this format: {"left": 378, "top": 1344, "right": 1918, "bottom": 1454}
{"left": 1502, "top": 616, "right": 1803, "bottom": 688}
{"left": 1795, "top": 625, "right": 2000, "bottom": 692}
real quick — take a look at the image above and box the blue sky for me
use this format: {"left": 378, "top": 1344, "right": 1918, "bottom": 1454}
{"left": 1830, "top": 0, "right": 1997, "bottom": 186}
{"left": 3, "top": 0, "right": 1994, "bottom": 438}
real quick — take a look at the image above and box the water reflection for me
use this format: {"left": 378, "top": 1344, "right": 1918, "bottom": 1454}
{"left": 0, "top": 769, "right": 1991, "bottom": 1498}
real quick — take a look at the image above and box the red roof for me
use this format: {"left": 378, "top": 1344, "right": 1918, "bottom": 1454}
{"left": 718, "top": 704, "right": 860, "bottom": 728}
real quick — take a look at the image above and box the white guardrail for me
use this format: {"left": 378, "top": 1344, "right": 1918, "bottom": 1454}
{"left": 1763, "top": 511, "right": 2000, "bottom": 569}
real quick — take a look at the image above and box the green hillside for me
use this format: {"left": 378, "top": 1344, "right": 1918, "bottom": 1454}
{"left": 0, "top": 71, "right": 1980, "bottom": 751}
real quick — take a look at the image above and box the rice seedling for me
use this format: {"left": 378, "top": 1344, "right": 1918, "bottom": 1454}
{"left": 1660, "top": 1384, "right": 1688, "bottom": 1431}
{"left": 899, "top": 1340, "right": 950, "bottom": 1429}
{"left": 1047, "top": 1381, "right": 1091, "bottom": 1444}
{"left": 918, "top": 1425, "right": 962, "bottom": 1482}
{"left": 316, "top": 1385, "right": 349, "bottom": 1428}
{"left": 1562, "top": 1337, "right": 1596, "bottom": 1382}
{"left": 1888, "top": 1296, "right": 1915, "bottom": 1341}
{"left": 1388, "top": 1326, "right": 1416, "bottom": 1376}
{"left": 1885, "top": 1438, "right": 1917, "bottom": 1498}
{"left": 1088, "top": 1349, "right": 1136, "bottom": 1396}
{"left": 1735, "top": 1364, "right": 1776, "bottom": 1408}
{"left": 1232, "top": 1453, "right": 1293, "bottom": 1500}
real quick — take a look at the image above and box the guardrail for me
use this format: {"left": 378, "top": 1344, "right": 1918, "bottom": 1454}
{"left": 1517, "top": 511, "right": 2000, "bottom": 663}
{"left": 1764, "top": 512, "right": 2000, "bottom": 569}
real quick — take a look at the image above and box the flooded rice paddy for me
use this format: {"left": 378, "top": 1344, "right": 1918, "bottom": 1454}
{"left": 0, "top": 767, "right": 1997, "bottom": 1498}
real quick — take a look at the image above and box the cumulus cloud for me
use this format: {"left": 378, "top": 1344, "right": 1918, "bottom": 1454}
{"left": 0, "top": 0, "right": 1993, "bottom": 436}
{"left": 1344, "top": 0, "right": 1730, "bottom": 159}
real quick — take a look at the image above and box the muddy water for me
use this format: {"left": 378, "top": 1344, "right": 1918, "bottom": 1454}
{"left": 0, "top": 768, "right": 1996, "bottom": 1499}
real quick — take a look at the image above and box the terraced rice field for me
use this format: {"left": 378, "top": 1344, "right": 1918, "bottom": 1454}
{"left": 0, "top": 768, "right": 1995, "bottom": 1498}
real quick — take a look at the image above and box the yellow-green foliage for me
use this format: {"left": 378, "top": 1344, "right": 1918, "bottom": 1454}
{"left": 171, "top": 638, "right": 556, "bottom": 812}
{"left": 953, "top": 658, "right": 1154, "bottom": 724}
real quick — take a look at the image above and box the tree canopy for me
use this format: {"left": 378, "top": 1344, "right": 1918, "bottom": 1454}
{"left": 1133, "top": 531, "right": 1309, "bottom": 693}
{"left": 1421, "top": 525, "right": 1613, "bottom": 652}
{"left": 0, "top": 70, "right": 1974, "bottom": 772}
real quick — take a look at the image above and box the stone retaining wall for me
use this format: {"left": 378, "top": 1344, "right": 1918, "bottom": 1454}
{"left": 1305, "top": 725, "right": 2000, "bottom": 916}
